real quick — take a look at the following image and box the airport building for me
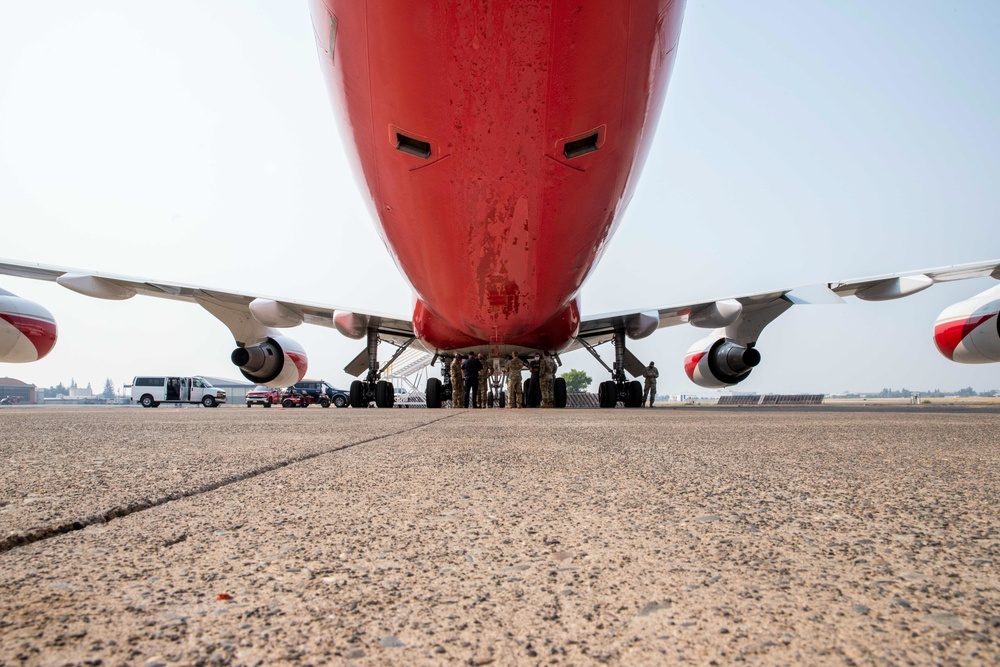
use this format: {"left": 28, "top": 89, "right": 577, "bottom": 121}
{"left": 0, "top": 377, "right": 37, "bottom": 403}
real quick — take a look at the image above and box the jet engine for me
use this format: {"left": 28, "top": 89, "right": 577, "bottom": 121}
{"left": 934, "top": 285, "right": 1000, "bottom": 364}
{"left": 684, "top": 334, "right": 761, "bottom": 388}
{"left": 231, "top": 335, "right": 308, "bottom": 387}
{"left": 0, "top": 288, "right": 57, "bottom": 362}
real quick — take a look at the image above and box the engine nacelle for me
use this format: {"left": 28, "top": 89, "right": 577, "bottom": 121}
{"left": 0, "top": 289, "right": 58, "bottom": 362}
{"left": 231, "top": 335, "right": 308, "bottom": 387}
{"left": 934, "top": 285, "right": 1000, "bottom": 364}
{"left": 684, "top": 334, "right": 761, "bottom": 388}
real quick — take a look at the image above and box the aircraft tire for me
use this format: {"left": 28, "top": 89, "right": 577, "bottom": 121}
{"left": 524, "top": 378, "right": 541, "bottom": 408}
{"left": 626, "top": 380, "right": 643, "bottom": 408}
{"left": 554, "top": 378, "right": 567, "bottom": 408}
{"left": 599, "top": 380, "right": 616, "bottom": 408}
{"left": 426, "top": 377, "right": 442, "bottom": 408}
{"left": 375, "top": 380, "right": 394, "bottom": 408}
{"left": 349, "top": 380, "right": 366, "bottom": 408}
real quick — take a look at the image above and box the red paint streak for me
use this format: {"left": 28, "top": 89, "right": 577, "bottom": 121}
{"left": 684, "top": 352, "right": 705, "bottom": 381}
{"left": 286, "top": 351, "right": 309, "bottom": 383}
{"left": 312, "top": 0, "right": 686, "bottom": 351}
{"left": 934, "top": 315, "right": 993, "bottom": 360}
{"left": 0, "top": 314, "right": 57, "bottom": 360}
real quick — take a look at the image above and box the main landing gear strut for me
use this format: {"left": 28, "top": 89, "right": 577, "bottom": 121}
{"left": 579, "top": 328, "right": 643, "bottom": 408}
{"left": 349, "top": 328, "right": 412, "bottom": 408}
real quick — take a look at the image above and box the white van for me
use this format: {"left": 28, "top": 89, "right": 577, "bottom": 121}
{"left": 131, "top": 376, "right": 227, "bottom": 408}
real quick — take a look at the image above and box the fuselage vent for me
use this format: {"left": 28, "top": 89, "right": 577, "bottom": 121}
{"left": 563, "top": 133, "right": 600, "bottom": 159}
{"left": 396, "top": 133, "right": 431, "bottom": 159}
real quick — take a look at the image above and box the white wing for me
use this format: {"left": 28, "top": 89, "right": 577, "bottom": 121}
{"left": 577, "top": 259, "right": 1000, "bottom": 346}
{"left": 0, "top": 257, "right": 414, "bottom": 346}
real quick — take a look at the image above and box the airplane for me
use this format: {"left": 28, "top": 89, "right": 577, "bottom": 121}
{"left": 2, "top": 1, "right": 999, "bottom": 409}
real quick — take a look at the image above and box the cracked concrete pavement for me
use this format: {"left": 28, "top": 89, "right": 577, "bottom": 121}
{"left": 1, "top": 407, "right": 998, "bottom": 665}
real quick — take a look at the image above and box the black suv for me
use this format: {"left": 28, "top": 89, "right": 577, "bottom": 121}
{"left": 291, "top": 380, "right": 351, "bottom": 408}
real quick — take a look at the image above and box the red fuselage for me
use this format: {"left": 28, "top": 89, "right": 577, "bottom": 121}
{"left": 310, "top": 0, "right": 685, "bottom": 352}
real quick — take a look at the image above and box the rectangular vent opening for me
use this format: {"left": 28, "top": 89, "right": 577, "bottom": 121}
{"left": 396, "top": 133, "right": 431, "bottom": 159}
{"left": 563, "top": 133, "right": 599, "bottom": 159}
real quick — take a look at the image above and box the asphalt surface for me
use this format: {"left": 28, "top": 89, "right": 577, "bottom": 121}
{"left": 1, "top": 406, "right": 998, "bottom": 665}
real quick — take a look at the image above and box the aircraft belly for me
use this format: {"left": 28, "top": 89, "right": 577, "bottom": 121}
{"left": 313, "top": 0, "right": 686, "bottom": 349}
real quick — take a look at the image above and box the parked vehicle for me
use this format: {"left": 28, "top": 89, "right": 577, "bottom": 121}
{"left": 131, "top": 376, "right": 226, "bottom": 408}
{"left": 280, "top": 388, "right": 326, "bottom": 408}
{"left": 290, "top": 380, "right": 347, "bottom": 408}
{"left": 246, "top": 386, "right": 282, "bottom": 408}
{"left": 0, "top": 396, "right": 21, "bottom": 405}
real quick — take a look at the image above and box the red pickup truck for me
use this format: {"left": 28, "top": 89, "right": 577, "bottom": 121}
{"left": 246, "top": 386, "right": 282, "bottom": 408}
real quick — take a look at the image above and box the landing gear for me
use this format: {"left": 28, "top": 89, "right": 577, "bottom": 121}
{"left": 581, "top": 329, "right": 646, "bottom": 408}
{"left": 426, "top": 356, "right": 455, "bottom": 408}
{"left": 351, "top": 328, "right": 409, "bottom": 408}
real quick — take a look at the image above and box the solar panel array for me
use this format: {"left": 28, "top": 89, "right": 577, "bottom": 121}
{"left": 566, "top": 392, "right": 601, "bottom": 408}
{"left": 717, "top": 395, "right": 761, "bottom": 405}
{"left": 718, "top": 394, "right": 825, "bottom": 406}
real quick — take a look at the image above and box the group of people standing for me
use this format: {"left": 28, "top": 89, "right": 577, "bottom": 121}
{"left": 447, "top": 352, "right": 660, "bottom": 408}
{"left": 449, "top": 351, "right": 559, "bottom": 409}
{"left": 449, "top": 352, "right": 487, "bottom": 409}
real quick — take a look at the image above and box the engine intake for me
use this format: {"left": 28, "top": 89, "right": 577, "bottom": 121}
{"left": 685, "top": 335, "right": 761, "bottom": 388}
{"left": 232, "top": 335, "right": 308, "bottom": 387}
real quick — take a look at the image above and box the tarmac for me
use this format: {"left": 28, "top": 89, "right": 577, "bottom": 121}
{"left": 0, "top": 406, "right": 998, "bottom": 665}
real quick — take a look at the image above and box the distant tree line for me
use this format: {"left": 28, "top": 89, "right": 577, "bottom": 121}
{"left": 836, "top": 387, "right": 998, "bottom": 399}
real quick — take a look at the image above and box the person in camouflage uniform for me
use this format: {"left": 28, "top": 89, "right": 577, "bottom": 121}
{"left": 450, "top": 354, "right": 464, "bottom": 408}
{"left": 477, "top": 353, "right": 490, "bottom": 408}
{"left": 504, "top": 351, "right": 524, "bottom": 409}
{"left": 642, "top": 361, "right": 659, "bottom": 407}
{"left": 540, "top": 351, "right": 557, "bottom": 407}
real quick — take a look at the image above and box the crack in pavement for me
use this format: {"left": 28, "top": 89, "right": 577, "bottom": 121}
{"left": 0, "top": 412, "right": 462, "bottom": 554}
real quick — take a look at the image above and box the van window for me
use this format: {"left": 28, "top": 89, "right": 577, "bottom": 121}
{"left": 135, "top": 377, "right": 164, "bottom": 387}
{"left": 193, "top": 379, "right": 205, "bottom": 388}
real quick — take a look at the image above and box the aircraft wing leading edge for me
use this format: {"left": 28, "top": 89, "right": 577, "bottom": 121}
{"left": 578, "top": 259, "right": 1000, "bottom": 342}
{"left": 0, "top": 257, "right": 415, "bottom": 345}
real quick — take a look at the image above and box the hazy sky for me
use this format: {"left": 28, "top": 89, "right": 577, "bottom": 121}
{"left": 2, "top": 1, "right": 999, "bottom": 395}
